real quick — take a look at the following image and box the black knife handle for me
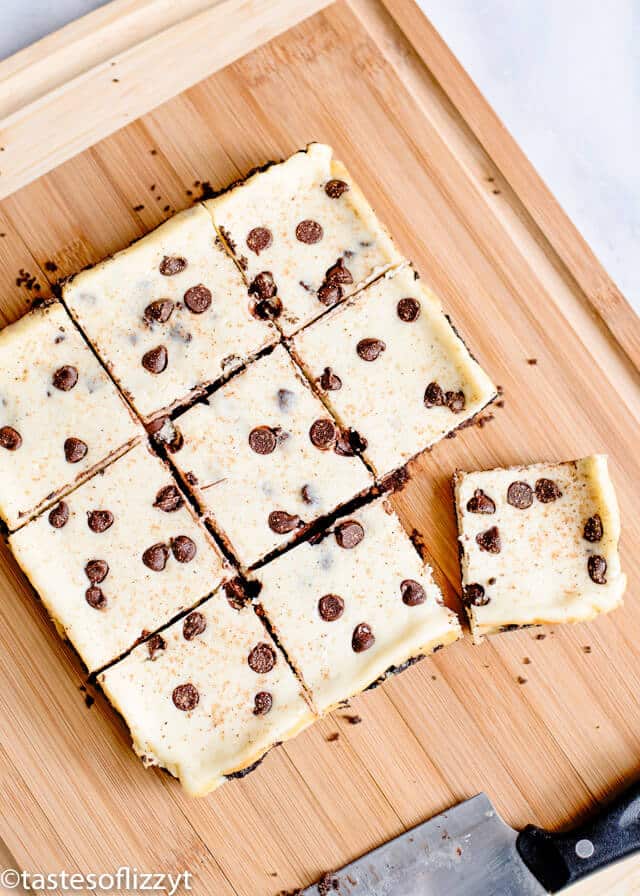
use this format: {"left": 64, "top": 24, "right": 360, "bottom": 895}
{"left": 516, "top": 779, "right": 640, "bottom": 892}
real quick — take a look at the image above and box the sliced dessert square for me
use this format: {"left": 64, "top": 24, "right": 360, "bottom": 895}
{"left": 453, "top": 455, "right": 626, "bottom": 642}
{"left": 98, "top": 593, "right": 315, "bottom": 796}
{"left": 0, "top": 301, "right": 139, "bottom": 531}
{"left": 63, "top": 204, "right": 278, "bottom": 421}
{"left": 207, "top": 143, "right": 402, "bottom": 336}
{"left": 9, "top": 442, "right": 229, "bottom": 672}
{"left": 254, "top": 497, "right": 462, "bottom": 713}
{"left": 292, "top": 264, "right": 496, "bottom": 478}
{"left": 165, "top": 345, "right": 373, "bottom": 568}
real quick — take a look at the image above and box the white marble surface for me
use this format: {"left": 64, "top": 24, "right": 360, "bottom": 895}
{"left": 0, "top": 0, "right": 637, "bottom": 310}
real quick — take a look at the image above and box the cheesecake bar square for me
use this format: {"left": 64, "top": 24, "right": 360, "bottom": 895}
{"left": 63, "top": 204, "right": 278, "bottom": 421}
{"left": 254, "top": 497, "right": 462, "bottom": 713}
{"left": 165, "top": 345, "right": 373, "bottom": 568}
{"left": 0, "top": 301, "right": 139, "bottom": 531}
{"left": 99, "top": 594, "right": 315, "bottom": 796}
{"left": 454, "top": 455, "right": 626, "bottom": 643}
{"left": 10, "top": 442, "right": 229, "bottom": 672}
{"left": 207, "top": 143, "right": 403, "bottom": 336}
{"left": 292, "top": 264, "right": 496, "bottom": 478}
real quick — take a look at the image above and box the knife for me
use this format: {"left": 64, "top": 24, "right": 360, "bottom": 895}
{"left": 301, "top": 782, "right": 640, "bottom": 894}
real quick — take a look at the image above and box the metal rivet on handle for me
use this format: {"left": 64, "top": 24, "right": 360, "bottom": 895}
{"left": 575, "top": 839, "right": 595, "bottom": 859}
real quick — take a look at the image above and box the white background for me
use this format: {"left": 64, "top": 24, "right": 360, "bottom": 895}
{"left": 1, "top": 0, "right": 637, "bottom": 310}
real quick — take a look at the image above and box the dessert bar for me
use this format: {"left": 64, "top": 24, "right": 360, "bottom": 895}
{"left": 10, "top": 442, "right": 228, "bottom": 671}
{"left": 207, "top": 143, "right": 403, "bottom": 336}
{"left": 0, "top": 301, "right": 139, "bottom": 531}
{"left": 255, "top": 496, "right": 461, "bottom": 713}
{"left": 454, "top": 455, "right": 626, "bottom": 642}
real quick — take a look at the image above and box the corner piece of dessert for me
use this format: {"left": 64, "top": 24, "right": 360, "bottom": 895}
{"left": 292, "top": 263, "right": 496, "bottom": 478}
{"left": 99, "top": 591, "right": 315, "bottom": 796}
{"left": 0, "top": 301, "right": 139, "bottom": 531}
{"left": 453, "top": 455, "right": 626, "bottom": 643}
{"left": 206, "top": 143, "right": 403, "bottom": 336}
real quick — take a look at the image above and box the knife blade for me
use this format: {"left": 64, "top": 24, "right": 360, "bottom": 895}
{"left": 301, "top": 794, "right": 546, "bottom": 895}
{"left": 301, "top": 778, "right": 640, "bottom": 895}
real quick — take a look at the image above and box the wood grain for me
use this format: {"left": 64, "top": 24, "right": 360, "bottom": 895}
{"left": 0, "top": 2, "right": 638, "bottom": 894}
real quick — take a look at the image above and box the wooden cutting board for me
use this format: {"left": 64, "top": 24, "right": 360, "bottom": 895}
{"left": 1, "top": 2, "right": 639, "bottom": 894}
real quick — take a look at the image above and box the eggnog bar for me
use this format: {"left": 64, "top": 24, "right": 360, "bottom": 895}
{"left": 0, "top": 301, "right": 139, "bottom": 531}
{"left": 207, "top": 143, "right": 403, "bottom": 336}
{"left": 454, "top": 455, "right": 626, "bottom": 642}
{"left": 255, "top": 497, "right": 461, "bottom": 713}
{"left": 63, "top": 204, "right": 278, "bottom": 421}
{"left": 292, "top": 264, "right": 496, "bottom": 478}
{"left": 166, "top": 345, "right": 372, "bottom": 568}
{"left": 99, "top": 594, "right": 315, "bottom": 796}
{"left": 10, "top": 442, "right": 228, "bottom": 672}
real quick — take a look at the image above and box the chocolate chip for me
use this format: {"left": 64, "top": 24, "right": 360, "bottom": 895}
{"left": 63, "top": 437, "right": 87, "bottom": 464}
{"left": 301, "top": 484, "right": 317, "bottom": 505}
{"left": 143, "top": 542, "right": 169, "bottom": 571}
{"left": 400, "top": 579, "right": 426, "bottom": 606}
{"left": 48, "top": 501, "right": 69, "bottom": 528}
{"left": 463, "top": 583, "right": 490, "bottom": 606}
{"left": 319, "top": 367, "right": 342, "bottom": 391}
{"left": 268, "top": 511, "right": 303, "bottom": 534}
{"left": 172, "top": 535, "right": 197, "bottom": 563}
{"left": 224, "top": 578, "right": 247, "bottom": 610}
{"left": 85, "top": 559, "right": 109, "bottom": 584}
{"left": 248, "top": 426, "right": 278, "bottom": 455}
{"left": 277, "top": 388, "right": 295, "bottom": 412}
{"left": 143, "top": 299, "right": 174, "bottom": 324}
{"left": 588, "top": 555, "right": 607, "bottom": 584}
{"left": 507, "top": 481, "right": 533, "bottom": 509}
{"left": 87, "top": 509, "right": 114, "bottom": 533}
{"left": 253, "top": 691, "right": 273, "bottom": 715}
{"left": 535, "top": 478, "right": 562, "bottom": 503}
{"left": 146, "top": 415, "right": 168, "bottom": 435}
{"left": 466, "top": 489, "right": 496, "bottom": 514}
{"left": 317, "top": 282, "right": 343, "bottom": 305}
{"left": 583, "top": 514, "right": 603, "bottom": 543}
{"left": 334, "top": 428, "right": 367, "bottom": 456}
{"left": 335, "top": 520, "right": 364, "bottom": 549}
{"left": 183, "top": 611, "right": 206, "bottom": 640}
{"left": 352, "top": 623, "right": 375, "bottom": 653}
{"left": 52, "top": 365, "right": 78, "bottom": 391}
{"left": 325, "top": 258, "right": 353, "bottom": 285}
{"left": 309, "top": 418, "right": 337, "bottom": 450}
{"left": 397, "top": 298, "right": 421, "bottom": 322}
{"left": 248, "top": 642, "right": 277, "bottom": 673}
{"left": 142, "top": 345, "right": 168, "bottom": 374}
{"left": 148, "top": 634, "right": 166, "bottom": 660}
{"left": 153, "top": 484, "right": 184, "bottom": 512}
{"left": 318, "top": 594, "right": 345, "bottom": 621}
{"left": 445, "top": 390, "right": 466, "bottom": 413}
{"left": 249, "top": 271, "right": 277, "bottom": 299}
{"left": 296, "top": 220, "right": 323, "bottom": 244}
{"left": 248, "top": 272, "right": 282, "bottom": 319}
{"left": 246, "top": 227, "right": 273, "bottom": 255}
{"left": 325, "top": 179, "right": 349, "bottom": 199}
{"left": 184, "top": 284, "right": 212, "bottom": 314}
{"left": 0, "top": 426, "right": 21, "bottom": 451}
{"left": 476, "top": 526, "right": 501, "bottom": 553}
{"left": 85, "top": 586, "right": 107, "bottom": 609}
{"left": 424, "top": 381, "right": 445, "bottom": 408}
{"left": 356, "top": 338, "right": 386, "bottom": 362}
{"left": 159, "top": 256, "right": 187, "bottom": 276}
{"left": 172, "top": 683, "right": 199, "bottom": 710}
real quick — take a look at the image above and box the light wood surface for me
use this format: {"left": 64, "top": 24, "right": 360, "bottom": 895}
{"left": 0, "top": 1, "right": 639, "bottom": 894}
